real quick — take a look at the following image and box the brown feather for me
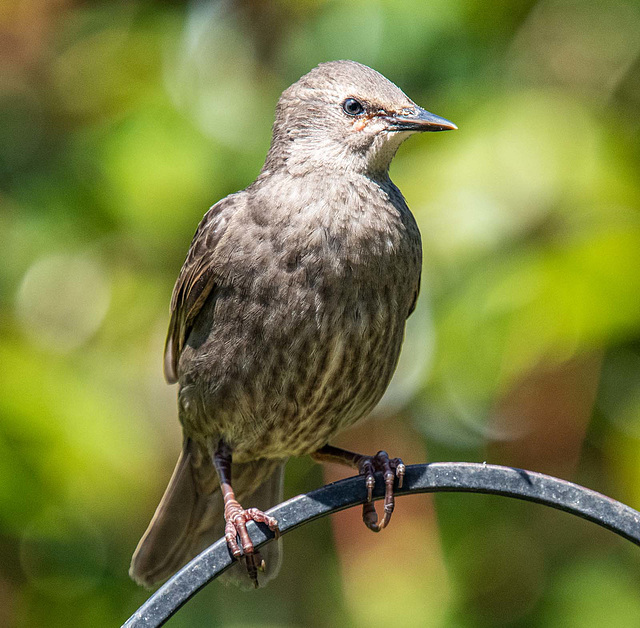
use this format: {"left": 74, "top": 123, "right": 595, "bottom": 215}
{"left": 163, "top": 198, "right": 233, "bottom": 383}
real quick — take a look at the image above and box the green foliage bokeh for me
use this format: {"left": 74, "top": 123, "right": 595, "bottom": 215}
{"left": 1, "top": 1, "right": 640, "bottom": 626}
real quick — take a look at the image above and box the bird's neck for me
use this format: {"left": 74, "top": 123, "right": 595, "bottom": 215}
{"left": 250, "top": 168, "right": 404, "bottom": 227}
{"left": 255, "top": 165, "right": 391, "bottom": 199}
{"left": 261, "top": 133, "right": 405, "bottom": 182}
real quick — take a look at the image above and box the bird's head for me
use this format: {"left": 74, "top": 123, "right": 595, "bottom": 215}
{"left": 264, "top": 60, "right": 456, "bottom": 178}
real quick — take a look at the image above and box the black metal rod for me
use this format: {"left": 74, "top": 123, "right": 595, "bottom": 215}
{"left": 122, "top": 462, "right": 640, "bottom": 628}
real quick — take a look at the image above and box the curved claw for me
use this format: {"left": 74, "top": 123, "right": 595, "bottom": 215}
{"left": 394, "top": 460, "right": 406, "bottom": 489}
{"left": 362, "top": 500, "right": 380, "bottom": 531}
{"left": 359, "top": 451, "right": 405, "bottom": 532}
{"left": 244, "top": 551, "right": 266, "bottom": 588}
{"left": 223, "top": 503, "right": 280, "bottom": 586}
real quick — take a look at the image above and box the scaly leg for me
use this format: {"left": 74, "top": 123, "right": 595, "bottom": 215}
{"left": 212, "top": 442, "right": 280, "bottom": 587}
{"left": 311, "top": 444, "right": 405, "bottom": 532}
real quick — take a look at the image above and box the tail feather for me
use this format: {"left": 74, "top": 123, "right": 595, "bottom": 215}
{"left": 130, "top": 439, "right": 286, "bottom": 589}
{"left": 129, "top": 439, "right": 218, "bottom": 587}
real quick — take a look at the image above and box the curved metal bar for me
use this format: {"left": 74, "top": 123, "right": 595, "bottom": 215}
{"left": 122, "top": 462, "right": 640, "bottom": 628}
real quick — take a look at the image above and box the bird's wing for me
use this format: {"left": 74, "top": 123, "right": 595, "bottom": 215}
{"left": 163, "top": 197, "right": 233, "bottom": 383}
{"left": 407, "top": 268, "right": 422, "bottom": 318}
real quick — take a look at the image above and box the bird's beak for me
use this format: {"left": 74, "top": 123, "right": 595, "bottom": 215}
{"left": 386, "top": 107, "right": 457, "bottom": 132}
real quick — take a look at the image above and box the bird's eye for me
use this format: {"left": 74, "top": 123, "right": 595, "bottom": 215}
{"left": 342, "top": 98, "right": 364, "bottom": 116}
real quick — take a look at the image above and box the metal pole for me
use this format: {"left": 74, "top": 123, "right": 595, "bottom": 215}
{"left": 123, "top": 462, "right": 640, "bottom": 628}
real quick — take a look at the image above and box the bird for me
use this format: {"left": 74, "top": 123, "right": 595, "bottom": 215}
{"left": 130, "top": 59, "right": 456, "bottom": 589}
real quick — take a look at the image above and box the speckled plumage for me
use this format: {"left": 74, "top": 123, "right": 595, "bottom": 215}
{"left": 131, "top": 60, "right": 454, "bottom": 589}
{"left": 176, "top": 171, "right": 421, "bottom": 461}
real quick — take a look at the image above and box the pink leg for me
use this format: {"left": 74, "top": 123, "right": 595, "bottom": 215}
{"left": 213, "top": 442, "right": 280, "bottom": 587}
{"left": 311, "top": 444, "right": 405, "bottom": 532}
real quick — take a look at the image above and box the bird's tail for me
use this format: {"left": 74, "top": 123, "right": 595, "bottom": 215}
{"left": 129, "top": 439, "right": 285, "bottom": 589}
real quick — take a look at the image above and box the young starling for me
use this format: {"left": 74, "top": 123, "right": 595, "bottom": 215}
{"left": 130, "top": 60, "right": 456, "bottom": 588}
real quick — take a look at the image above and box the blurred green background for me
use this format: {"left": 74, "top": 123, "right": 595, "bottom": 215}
{"left": 2, "top": 0, "right": 640, "bottom": 626}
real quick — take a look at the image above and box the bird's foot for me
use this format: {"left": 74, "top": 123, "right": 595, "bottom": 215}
{"left": 224, "top": 501, "right": 280, "bottom": 587}
{"left": 358, "top": 451, "right": 405, "bottom": 532}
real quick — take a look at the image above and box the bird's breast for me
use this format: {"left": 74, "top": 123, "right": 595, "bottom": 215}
{"left": 181, "top": 178, "right": 421, "bottom": 458}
